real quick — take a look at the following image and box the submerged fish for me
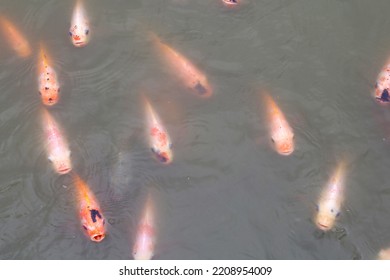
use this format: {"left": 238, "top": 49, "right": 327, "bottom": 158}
{"left": 144, "top": 97, "right": 173, "bottom": 164}
{"left": 41, "top": 109, "right": 72, "bottom": 174}
{"left": 133, "top": 193, "right": 156, "bottom": 260}
{"left": 378, "top": 248, "right": 390, "bottom": 260}
{"left": 38, "top": 46, "right": 61, "bottom": 106}
{"left": 73, "top": 173, "right": 106, "bottom": 242}
{"left": 222, "top": 0, "right": 239, "bottom": 6}
{"left": 263, "top": 92, "right": 294, "bottom": 155}
{"left": 315, "top": 161, "right": 346, "bottom": 231}
{"left": 0, "top": 15, "right": 31, "bottom": 57}
{"left": 150, "top": 32, "right": 212, "bottom": 97}
{"left": 374, "top": 59, "right": 390, "bottom": 103}
{"left": 69, "top": 0, "right": 90, "bottom": 47}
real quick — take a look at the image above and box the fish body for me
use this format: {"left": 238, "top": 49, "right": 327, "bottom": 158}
{"left": 38, "top": 47, "right": 60, "bottom": 106}
{"left": 42, "top": 109, "right": 72, "bottom": 174}
{"left": 69, "top": 0, "right": 90, "bottom": 47}
{"left": 73, "top": 173, "right": 106, "bottom": 242}
{"left": 151, "top": 33, "right": 212, "bottom": 97}
{"left": 0, "top": 16, "right": 31, "bottom": 57}
{"left": 264, "top": 93, "right": 294, "bottom": 155}
{"left": 315, "top": 161, "right": 346, "bottom": 231}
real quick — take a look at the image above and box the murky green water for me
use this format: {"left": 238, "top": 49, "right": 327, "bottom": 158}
{"left": 1, "top": 0, "right": 390, "bottom": 259}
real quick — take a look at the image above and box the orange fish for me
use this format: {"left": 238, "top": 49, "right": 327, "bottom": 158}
{"left": 378, "top": 248, "right": 390, "bottom": 260}
{"left": 263, "top": 93, "right": 294, "bottom": 155}
{"left": 144, "top": 97, "right": 173, "bottom": 164}
{"left": 38, "top": 46, "right": 60, "bottom": 105}
{"left": 222, "top": 0, "right": 239, "bottom": 5}
{"left": 150, "top": 32, "right": 212, "bottom": 97}
{"left": 374, "top": 59, "right": 390, "bottom": 103}
{"left": 69, "top": 0, "right": 90, "bottom": 47}
{"left": 41, "top": 109, "right": 72, "bottom": 175}
{"left": 0, "top": 16, "right": 31, "bottom": 58}
{"left": 314, "top": 161, "right": 346, "bottom": 231}
{"left": 133, "top": 193, "right": 156, "bottom": 260}
{"left": 73, "top": 173, "right": 106, "bottom": 242}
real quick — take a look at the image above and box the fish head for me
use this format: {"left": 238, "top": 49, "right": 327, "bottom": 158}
{"left": 151, "top": 145, "right": 173, "bottom": 164}
{"left": 69, "top": 23, "right": 90, "bottom": 47}
{"left": 133, "top": 248, "right": 154, "bottom": 260}
{"left": 49, "top": 152, "right": 72, "bottom": 174}
{"left": 81, "top": 208, "right": 106, "bottom": 242}
{"left": 272, "top": 134, "right": 294, "bottom": 155}
{"left": 314, "top": 202, "right": 340, "bottom": 231}
{"left": 191, "top": 79, "right": 212, "bottom": 97}
{"left": 222, "top": 0, "right": 238, "bottom": 5}
{"left": 40, "top": 86, "right": 60, "bottom": 106}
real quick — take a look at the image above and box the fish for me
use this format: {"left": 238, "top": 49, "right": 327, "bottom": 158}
{"left": 222, "top": 0, "right": 239, "bottom": 6}
{"left": 69, "top": 0, "right": 90, "bottom": 47}
{"left": 314, "top": 161, "right": 346, "bottom": 231}
{"left": 150, "top": 32, "right": 212, "bottom": 97}
{"left": 41, "top": 109, "right": 72, "bottom": 175}
{"left": 263, "top": 92, "right": 294, "bottom": 155}
{"left": 72, "top": 173, "right": 106, "bottom": 242}
{"left": 144, "top": 97, "right": 173, "bottom": 164}
{"left": 374, "top": 60, "right": 390, "bottom": 103}
{"left": 378, "top": 248, "right": 390, "bottom": 260}
{"left": 133, "top": 193, "right": 156, "bottom": 260}
{"left": 38, "top": 46, "right": 60, "bottom": 106}
{"left": 0, "top": 15, "right": 31, "bottom": 58}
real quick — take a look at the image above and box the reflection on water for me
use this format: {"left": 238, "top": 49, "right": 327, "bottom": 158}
{"left": 1, "top": 0, "right": 390, "bottom": 259}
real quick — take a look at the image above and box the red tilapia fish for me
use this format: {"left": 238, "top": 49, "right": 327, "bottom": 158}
{"left": 263, "top": 92, "right": 294, "bottom": 155}
{"left": 41, "top": 109, "right": 72, "bottom": 174}
{"left": 315, "top": 161, "right": 346, "bottom": 231}
{"left": 150, "top": 32, "right": 212, "bottom": 97}
{"left": 144, "top": 97, "right": 173, "bottom": 164}
{"left": 38, "top": 46, "right": 60, "bottom": 105}
{"left": 374, "top": 59, "right": 390, "bottom": 103}
{"left": 69, "top": 0, "right": 90, "bottom": 47}
{"left": 0, "top": 15, "right": 31, "bottom": 58}
{"left": 72, "top": 173, "right": 106, "bottom": 242}
{"left": 222, "top": 0, "right": 239, "bottom": 6}
{"left": 133, "top": 193, "right": 156, "bottom": 260}
{"left": 378, "top": 248, "right": 390, "bottom": 260}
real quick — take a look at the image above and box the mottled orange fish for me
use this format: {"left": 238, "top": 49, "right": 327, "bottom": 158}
{"left": 315, "top": 161, "right": 346, "bottom": 231}
{"left": 0, "top": 15, "right": 31, "bottom": 57}
{"left": 263, "top": 92, "right": 294, "bottom": 155}
{"left": 144, "top": 97, "right": 173, "bottom": 164}
{"left": 41, "top": 109, "right": 72, "bottom": 174}
{"left": 133, "top": 193, "right": 156, "bottom": 260}
{"left": 374, "top": 59, "right": 390, "bottom": 103}
{"left": 150, "top": 32, "right": 212, "bottom": 97}
{"left": 72, "top": 173, "right": 106, "bottom": 242}
{"left": 69, "top": 0, "right": 90, "bottom": 47}
{"left": 38, "top": 46, "right": 60, "bottom": 105}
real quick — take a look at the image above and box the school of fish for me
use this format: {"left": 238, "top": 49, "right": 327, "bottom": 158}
{"left": 1, "top": 0, "right": 390, "bottom": 260}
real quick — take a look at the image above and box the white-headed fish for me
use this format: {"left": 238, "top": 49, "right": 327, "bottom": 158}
{"left": 41, "top": 109, "right": 71, "bottom": 174}
{"left": 69, "top": 0, "right": 90, "bottom": 47}
{"left": 315, "top": 161, "right": 346, "bottom": 231}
